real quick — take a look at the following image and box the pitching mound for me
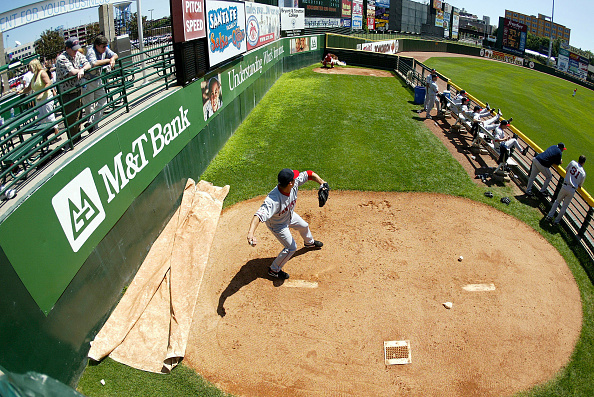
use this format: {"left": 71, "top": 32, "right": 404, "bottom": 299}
{"left": 185, "top": 191, "right": 581, "bottom": 397}
{"left": 313, "top": 66, "right": 394, "bottom": 77}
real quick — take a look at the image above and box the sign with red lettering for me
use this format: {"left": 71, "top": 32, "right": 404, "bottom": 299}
{"left": 245, "top": 2, "right": 280, "bottom": 51}
{"left": 171, "top": 0, "right": 206, "bottom": 42}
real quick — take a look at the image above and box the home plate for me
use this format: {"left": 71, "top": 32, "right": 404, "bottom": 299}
{"left": 463, "top": 283, "right": 496, "bottom": 292}
{"left": 283, "top": 280, "right": 319, "bottom": 288}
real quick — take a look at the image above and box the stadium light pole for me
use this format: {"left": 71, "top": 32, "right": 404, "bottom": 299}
{"left": 136, "top": 0, "right": 146, "bottom": 83}
{"left": 547, "top": 0, "right": 554, "bottom": 66}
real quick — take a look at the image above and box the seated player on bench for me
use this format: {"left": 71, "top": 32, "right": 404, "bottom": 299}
{"left": 493, "top": 133, "right": 528, "bottom": 174}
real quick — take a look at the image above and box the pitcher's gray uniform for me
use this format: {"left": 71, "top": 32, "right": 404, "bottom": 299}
{"left": 547, "top": 157, "right": 586, "bottom": 224}
{"left": 254, "top": 170, "right": 317, "bottom": 272}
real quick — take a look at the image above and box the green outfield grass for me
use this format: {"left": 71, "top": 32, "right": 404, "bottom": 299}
{"left": 424, "top": 57, "right": 594, "bottom": 193}
{"left": 78, "top": 64, "right": 594, "bottom": 397}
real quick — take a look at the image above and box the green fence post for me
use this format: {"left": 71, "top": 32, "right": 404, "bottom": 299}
{"left": 55, "top": 83, "right": 75, "bottom": 150}
{"left": 161, "top": 46, "right": 169, "bottom": 89}
{"left": 117, "top": 59, "right": 130, "bottom": 113}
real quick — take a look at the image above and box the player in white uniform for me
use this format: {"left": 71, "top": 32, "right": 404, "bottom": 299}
{"left": 547, "top": 156, "right": 586, "bottom": 225}
{"left": 493, "top": 133, "right": 526, "bottom": 174}
{"left": 247, "top": 168, "right": 327, "bottom": 279}
{"left": 420, "top": 74, "right": 440, "bottom": 119}
{"left": 483, "top": 116, "right": 511, "bottom": 151}
{"left": 418, "top": 69, "right": 437, "bottom": 114}
{"left": 467, "top": 105, "right": 498, "bottom": 145}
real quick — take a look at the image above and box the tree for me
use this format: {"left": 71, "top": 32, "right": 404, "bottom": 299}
{"left": 154, "top": 16, "right": 171, "bottom": 28}
{"left": 85, "top": 22, "right": 101, "bottom": 45}
{"left": 128, "top": 12, "right": 149, "bottom": 40}
{"left": 526, "top": 32, "right": 541, "bottom": 52}
{"left": 36, "top": 29, "right": 64, "bottom": 61}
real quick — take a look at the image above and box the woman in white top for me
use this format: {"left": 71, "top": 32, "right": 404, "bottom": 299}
{"left": 20, "top": 59, "right": 59, "bottom": 136}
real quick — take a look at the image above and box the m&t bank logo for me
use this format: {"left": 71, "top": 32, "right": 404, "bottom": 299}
{"left": 52, "top": 168, "right": 105, "bottom": 253}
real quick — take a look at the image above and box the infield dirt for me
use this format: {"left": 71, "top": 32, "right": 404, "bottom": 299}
{"left": 185, "top": 191, "right": 581, "bottom": 397}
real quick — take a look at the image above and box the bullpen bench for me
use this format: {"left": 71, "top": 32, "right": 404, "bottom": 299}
{"left": 444, "top": 97, "right": 519, "bottom": 175}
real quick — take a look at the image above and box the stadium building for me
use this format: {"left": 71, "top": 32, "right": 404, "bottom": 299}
{"left": 505, "top": 10, "right": 570, "bottom": 44}
{"left": 4, "top": 41, "right": 36, "bottom": 63}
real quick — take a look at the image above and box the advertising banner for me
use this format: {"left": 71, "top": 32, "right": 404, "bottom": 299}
{"left": 352, "top": 0, "right": 363, "bottom": 29}
{"left": 340, "top": 0, "right": 352, "bottom": 28}
{"left": 568, "top": 54, "right": 579, "bottom": 75}
{"left": 360, "top": 39, "right": 399, "bottom": 54}
{"left": 568, "top": 54, "right": 588, "bottom": 80}
{"left": 433, "top": 0, "right": 442, "bottom": 10}
{"left": 280, "top": 7, "right": 305, "bottom": 31}
{"left": 435, "top": 10, "right": 443, "bottom": 28}
{"left": 305, "top": 17, "right": 341, "bottom": 28}
{"left": 501, "top": 17, "right": 527, "bottom": 57}
{"left": 289, "top": 36, "right": 318, "bottom": 53}
{"left": 245, "top": 2, "right": 280, "bottom": 51}
{"left": 451, "top": 7, "right": 459, "bottom": 39}
{"left": 443, "top": 10, "right": 450, "bottom": 38}
{"left": 374, "top": 0, "right": 389, "bottom": 30}
{"left": 557, "top": 46, "right": 570, "bottom": 72}
{"left": 341, "top": 0, "right": 351, "bottom": 18}
{"left": 171, "top": 0, "right": 206, "bottom": 43}
{"left": 443, "top": 3, "right": 451, "bottom": 13}
{"left": 557, "top": 45, "right": 589, "bottom": 80}
{"left": 1, "top": 98, "right": 201, "bottom": 314}
{"left": 341, "top": 0, "right": 351, "bottom": 27}
{"left": 0, "top": 36, "right": 302, "bottom": 315}
{"left": 206, "top": 0, "right": 247, "bottom": 67}
{"left": 480, "top": 48, "right": 524, "bottom": 66}
{"left": 299, "top": 0, "right": 341, "bottom": 18}
{"left": 578, "top": 56, "right": 589, "bottom": 80}
{"left": 0, "top": 0, "right": 116, "bottom": 33}
{"left": 367, "top": 0, "right": 375, "bottom": 30}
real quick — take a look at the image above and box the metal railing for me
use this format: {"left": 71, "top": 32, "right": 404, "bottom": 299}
{"left": 316, "top": 34, "right": 594, "bottom": 262}
{"left": 0, "top": 44, "right": 175, "bottom": 201}
{"left": 398, "top": 58, "right": 594, "bottom": 258}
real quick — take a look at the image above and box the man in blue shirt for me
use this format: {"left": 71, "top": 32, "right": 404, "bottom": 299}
{"left": 526, "top": 143, "right": 566, "bottom": 196}
{"left": 82, "top": 35, "right": 118, "bottom": 132}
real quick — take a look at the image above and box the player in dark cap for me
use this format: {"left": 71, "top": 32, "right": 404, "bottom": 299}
{"left": 247, "top": 168, "right": 328, "bottom": 279}
{"left": 526, "top": 143, "right": 566, "bottom": 196}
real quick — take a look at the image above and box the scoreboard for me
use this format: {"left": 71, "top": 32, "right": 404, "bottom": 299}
{"left": 299, "top": 0, "right": 342, "bottom": 18}
{"left": 498, "top": 17, "right": 527, "bottom": 57}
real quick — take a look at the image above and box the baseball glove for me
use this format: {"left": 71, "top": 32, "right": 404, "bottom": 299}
{"left": 318, "top": 182, "right": 330, "bottom": 207}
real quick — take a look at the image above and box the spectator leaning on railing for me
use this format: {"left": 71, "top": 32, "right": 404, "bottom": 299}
{"left": 18, "top": 59, "right": 59, "bottom": 137}
{"left": 83, "top": 35, "right": 118, "bottom": 133}
{"left": 55, "top": 37, "right": 90, "bottom": 140}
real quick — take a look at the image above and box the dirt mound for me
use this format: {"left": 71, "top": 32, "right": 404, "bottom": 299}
{"left": 313, "top": 66, "right": 394, "bottom": 77}
{"left": 186, "top": 191, "right": 581, "bottom": 397}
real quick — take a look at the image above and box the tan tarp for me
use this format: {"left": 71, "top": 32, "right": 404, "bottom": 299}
{"left": 88, "top": 179, "right": 229, "bottom": 373}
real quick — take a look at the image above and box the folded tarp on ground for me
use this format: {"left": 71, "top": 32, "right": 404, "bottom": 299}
{"left": 88, "top": 179, "right": 229, "bottom": 373}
